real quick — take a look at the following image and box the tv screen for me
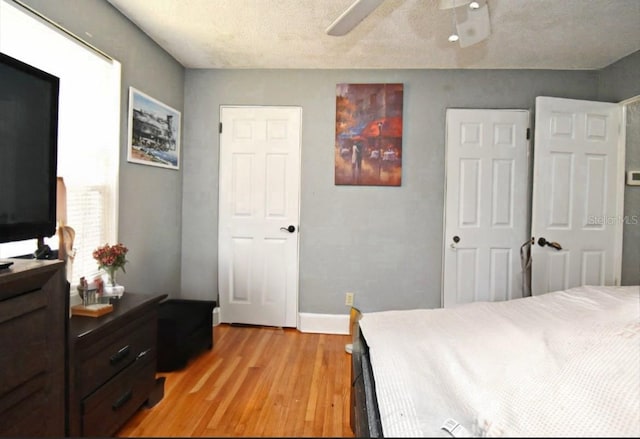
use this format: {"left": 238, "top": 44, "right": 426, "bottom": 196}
{"left": 0, "top": 52, "right": 59, "bottom": 244}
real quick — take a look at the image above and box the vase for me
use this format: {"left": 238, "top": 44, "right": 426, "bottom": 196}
{"left": 103, "top": 266, "right": 125, "bottom": 297}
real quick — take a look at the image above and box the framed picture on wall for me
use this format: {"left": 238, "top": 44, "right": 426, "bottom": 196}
{"left": 127, "top": 87, "right": 181, "bottom": 170}
{"left": 335, "top": 83, "right": 404, "bottom": 186}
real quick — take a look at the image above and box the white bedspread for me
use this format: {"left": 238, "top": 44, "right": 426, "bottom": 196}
{"left": 359, "top": 285, "right": 640, "bottom": 437}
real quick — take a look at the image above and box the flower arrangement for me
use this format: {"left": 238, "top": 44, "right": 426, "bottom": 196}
{"left": 93, "top": 243, "right": 128, "bottom": 286}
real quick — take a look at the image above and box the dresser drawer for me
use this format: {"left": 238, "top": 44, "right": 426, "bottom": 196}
{"left": 81, "top": 354, "right": 156, "bottom": 437}
{"left": 76, "top": 314, "right": 156, "bottom": 398}
{"left": 0, "top": 292, "right": 47, "bottom": 396}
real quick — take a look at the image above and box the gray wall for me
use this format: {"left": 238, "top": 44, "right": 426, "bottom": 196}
{"left": 598, "top": 50, "right": 640, "bottom": 102}
{"left": 181, "top": 69, "right": 603, "bottom": 313}
{"left": 21, "top": 0, "right": 186, "bottom": 297}
{"left": 19, "top": 1, "right": 639, "bottom": 311}
{"left": 599, "top": 50, "right": 640, "bottom": 285}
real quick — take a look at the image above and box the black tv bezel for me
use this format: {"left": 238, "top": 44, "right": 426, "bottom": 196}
{"left": 0, "top": 51, "right": 60, "bottom": 245}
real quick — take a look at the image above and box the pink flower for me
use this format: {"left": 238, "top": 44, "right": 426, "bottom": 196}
{"left": 93, "top": 243, "right": 129, "bottom": 273}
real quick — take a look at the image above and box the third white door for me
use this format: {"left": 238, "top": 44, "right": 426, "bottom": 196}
{"left": 531, "top": 96, "right": 623, "bottom": 295}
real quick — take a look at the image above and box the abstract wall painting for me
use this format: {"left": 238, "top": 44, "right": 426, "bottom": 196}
{"left": 335, "top": 83, "right": 403, "bottom": 186}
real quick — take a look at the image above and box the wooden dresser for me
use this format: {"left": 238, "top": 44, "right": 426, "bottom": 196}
{"left": 0, "top": 259, "right": 67, "bottom": 437}
{"left": 67, "top": 292, "right": 167, "bottom": 437}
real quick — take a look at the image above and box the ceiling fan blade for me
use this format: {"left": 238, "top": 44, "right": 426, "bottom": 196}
{"left": 326, "top": 0, "right": 386, "bottom": 36}
{"left": 456, "top": 3, "right": 491, "bottom": 47}
{"left": 438, "top": 0, "right": 472, "bottom": 10}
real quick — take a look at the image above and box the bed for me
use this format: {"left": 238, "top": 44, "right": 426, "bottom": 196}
{"left": 350, "top": 285, "right": 640, "bottom": 437}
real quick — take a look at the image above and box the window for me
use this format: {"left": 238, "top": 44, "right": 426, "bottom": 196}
{"left": 0, "top": 0, "right": 121, "bottom": 286}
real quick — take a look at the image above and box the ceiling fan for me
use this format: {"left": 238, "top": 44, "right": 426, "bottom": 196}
{"left": 325, "top": 0, "right": 491, "bottom": 48}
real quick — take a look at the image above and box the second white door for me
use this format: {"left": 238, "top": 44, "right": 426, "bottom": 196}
{"left": 218, "top": 106, "right": 302, "bottom": 327}
{"left": 443, "top": 109, "right": 530, "bottom": 307}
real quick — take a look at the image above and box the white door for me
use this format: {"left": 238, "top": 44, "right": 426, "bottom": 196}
{"left": 531, "top": 97, "right": 623, "bottom": 295}
{"left": 218, "top": 106, "right": 302, "bottom": 327}
{"left": 443, "top": 109, "right": 530, "bottom": 307}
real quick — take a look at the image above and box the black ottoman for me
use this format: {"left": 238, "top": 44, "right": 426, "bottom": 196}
{"left": 156, "top": 299, "right": 216, "bottom": 372}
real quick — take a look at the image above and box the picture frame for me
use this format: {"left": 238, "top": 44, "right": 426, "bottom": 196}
{"left": 334, "top": 83, "right": 404, "bottom": 186}
{"left": 127, "top": 87, "right": 181, "bottom": 170}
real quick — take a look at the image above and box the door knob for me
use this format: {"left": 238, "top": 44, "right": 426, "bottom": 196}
{"left": 280, "top": 225, "right": 296, "bottom": 233}
{"left": 537, "top": 237, "right": 562, "bottom": 250}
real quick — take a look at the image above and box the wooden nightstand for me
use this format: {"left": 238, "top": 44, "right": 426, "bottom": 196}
{"left": 67, "top": 292, "right": 167, "bottom": 437}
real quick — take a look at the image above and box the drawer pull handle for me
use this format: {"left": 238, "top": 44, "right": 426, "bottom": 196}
{"left": 137, "top": 348, "right": 152, "bottom": 360}
{"left": 110, "top": 345, "right": 131, "bottom": 365}
{"left": 112, "top": 389, "right": 132, "bottom": 411}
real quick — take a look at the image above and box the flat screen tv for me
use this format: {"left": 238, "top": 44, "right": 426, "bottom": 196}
{"left": 0, "top": 51, "right": 59, "bottom": 246}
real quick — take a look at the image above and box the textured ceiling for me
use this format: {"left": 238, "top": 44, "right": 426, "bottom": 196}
{"left": 106, "top": 0, "right": 640, "bottom": 70}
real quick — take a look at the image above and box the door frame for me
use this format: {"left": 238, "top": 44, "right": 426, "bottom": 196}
{"left": 615, "top": 94, "right": 639, "bottom": 284}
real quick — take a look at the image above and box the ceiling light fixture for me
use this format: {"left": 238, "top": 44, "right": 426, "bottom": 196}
{"left": 469, "top": 1, "right": 480, "bottom": 9}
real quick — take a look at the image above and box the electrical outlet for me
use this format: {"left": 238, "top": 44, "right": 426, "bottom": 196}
{"left": 345, "top": 292, "right": 355, "bottom": 307}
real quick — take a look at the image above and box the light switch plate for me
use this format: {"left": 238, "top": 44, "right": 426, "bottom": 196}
{"left": 627, "top": 170, "right": 640, "bottom": 186}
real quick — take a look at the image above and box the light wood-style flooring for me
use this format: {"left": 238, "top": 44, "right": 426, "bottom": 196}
{"left": 117, "top": 324, "right": 354, "bottom": 437}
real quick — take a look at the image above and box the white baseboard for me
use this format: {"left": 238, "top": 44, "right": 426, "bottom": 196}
{"left": 297, "top": 312, "right": 350, "bottom": 335}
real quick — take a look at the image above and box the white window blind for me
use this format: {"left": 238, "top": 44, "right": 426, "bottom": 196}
{"left": 0, "top": 0, "right": 121, "bottom": 285}
{"left": 65, "top": 185, "right": 112, "bottom": 284}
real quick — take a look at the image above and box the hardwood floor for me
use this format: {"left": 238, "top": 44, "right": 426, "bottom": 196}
{"left": 117, "top": 324, "right": 355, "bottom": 437}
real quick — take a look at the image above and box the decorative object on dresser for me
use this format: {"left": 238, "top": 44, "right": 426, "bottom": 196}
{"left": 56, "top": 176, "right": 76, "bottom": 281}
{"left": 92, "top": 242, "right": 128, "bottom": 297}
{"left": 156, "top": 299, "right": 216, "bottom": 372}
{"left": 0, "top": 259, "right": 68, "bottom": 437}
{"left": 67, "top": 292, "right": 167, "bottom": 437}
{"left": 71, "top": 302, "right": 114, "bottom": 317}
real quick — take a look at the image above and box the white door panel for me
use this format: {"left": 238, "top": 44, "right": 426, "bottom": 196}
{"left": 443, "top": 109, "right": 530, "bottom": 307}
{"left": 531, "top": 97, "right": 622, "bottom": 295}
{"left": 219, "top": 106, "right": 301, "bottom": 327}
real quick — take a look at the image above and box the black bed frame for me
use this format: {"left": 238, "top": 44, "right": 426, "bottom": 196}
{"left": 350, "top": 315, "right": 384, "bottom": 438}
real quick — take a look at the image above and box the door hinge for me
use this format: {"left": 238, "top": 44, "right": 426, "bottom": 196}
{"left": 219, "top": 122, "right": 222, "bottom": 134}
{"left": 526, "top": 128, "right": 531, "bottom": 140}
